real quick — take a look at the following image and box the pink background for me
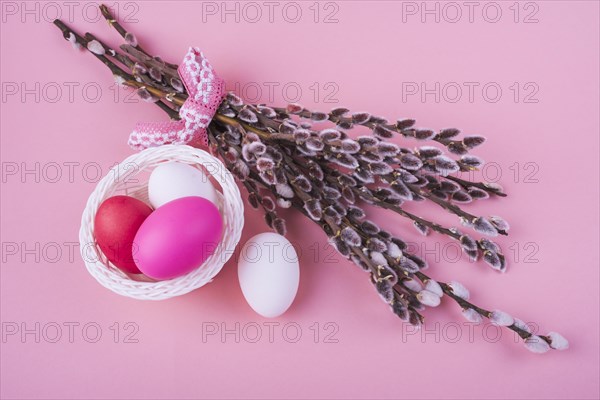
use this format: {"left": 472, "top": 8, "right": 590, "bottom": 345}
{"left": 1, "top": 1, "right": 599, "bottom": 399}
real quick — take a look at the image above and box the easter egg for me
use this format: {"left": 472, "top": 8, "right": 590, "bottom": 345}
{"left": 134, "top": 196, "right": 223, "bottom": 280}
{"left": 238, "top": 232, "right": 299, "bottom": 318}
{"left": 148, "top": 162, "right": 219, "bottom": 208}
{"left": 94, "top": 196, "right": 153, "bottom": 274}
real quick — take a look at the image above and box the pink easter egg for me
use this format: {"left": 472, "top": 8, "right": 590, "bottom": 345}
{"left": 133, "top": 196, "right": 223, "bottom": 280}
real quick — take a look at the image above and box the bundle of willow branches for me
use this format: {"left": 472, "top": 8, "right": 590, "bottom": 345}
{"left": 53, "top": 4, "right": 567, "bottom": 353}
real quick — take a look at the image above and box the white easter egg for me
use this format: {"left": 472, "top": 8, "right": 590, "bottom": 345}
{"left": 148, "top": 162, "right": 219, "bottom": 208}
{"left": 238, "top": 232, "right": 299, "bottom": 318}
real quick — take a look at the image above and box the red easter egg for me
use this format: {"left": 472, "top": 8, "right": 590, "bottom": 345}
{"left": 94, "top": 196, "right": 153, "bottom": 274}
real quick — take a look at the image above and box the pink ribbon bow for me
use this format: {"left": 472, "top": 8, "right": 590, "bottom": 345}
{"left": 128, "top": 48, "right": 225, "bottom": 150}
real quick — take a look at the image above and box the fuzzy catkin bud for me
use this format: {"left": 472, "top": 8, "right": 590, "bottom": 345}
{"left": 524, "top": 336, "right": 550, "bottom": 354}
{"left": 247, "top": 193, "right": 259, "bottom": 209}
{"left": 452, "top": 190, "right": 472, "bottom": 203}
{"left": 399, "top": 153, "right": 423, "bottom": 171}
{"left": 310, "top": 111, "right": 328, "bottom": 121}
{"left": 399, "top": 256, "right": 419, "bottom": 273}
{"left": 547, "top": 332, "right": 569, "bottom": 350}
{"left": 391, "top": 301, "right": 409, "bottom": 321}
{"left": 286, "top": 103, "right": 303, "bottom": 114}
{"left": 375, "top": 279, "right": 394, "bottom": 303}
{"left": 373, "top": 125, "right": 394, "bottom": 139}
{"left": 353, "top": 168, "right": 374, "bottom": 183}
{"left": 275, "top": 183, "right": 294, "bottom": 199}
{"left": 369, "top": 162, "right": 393, "bottom": 175}
{"left": 402, "top": 279, "right": 422, "bottom": 292}
{"left": 238, "top": 108, "right": 258, "bottom": 123}
{"left": 293, "top": 129, "right": 311, "bottom": 143}
{"left": 465, "top": 249, "right": 479, "bottom": 261}
{"left": 340, "top": 227, "right": 361, "bottom": 247}
{"left": 261, "top": 196, "right": 276, "bottom": 212}
{"left": 489, "top": 215, "right": 510, "bottom": 232}
{"left": 361, "top": 220, "right": 380, "bottom": 235}
{"left": 472, "top": 217, "right": 499, "bottom": 237}
{"left": 433, "top": 155, "right": 460, "bottom": 176}
{"left": 437, "top": 128, "right": 460, "bottom": 139}
{"left": 333, "top": 154, "right": 359, "bottom": 169}
{"left": 330, "top": 107, "right": 349, "bottom": 117}
{"left": 293, "top": 175, "right": 312, "bottom": 192}
{"left": 330, "top": 236, "right": 350, "bottom": 257}
{"left": 513, "top": 318, "right": 532, "bottom": 334}
{"left": 408, "top": 310, "right": 423, "bottom": 328}
{"left": 417, "top": 290, "right": 441, "bottom": 307}
{"left": 305, "top": 137, "right": 324, "bottom": 151}
{"left": 418, "top": 146, "right": 443, "bottom": 159}
{"left": 304, "top": 199, "right": 322, "bottom": 221}
{"left": 307, "top": 163, "right": 324, "bottom": 181}
{"left": 342, "top": 187, "right": 355, "bottom": 204}
{"left": 369, "top": 251, "right": 388, "bottom": 267}
{"left": 483, "top": 250, "right": 505, "bottom": 271}
{"left": 67, "top": 32, "right": 81, "bottom": 50}
{"left": 226, "top": 92, "right": 243, "bottom": 107}
{"left": 86, "top": 40, "right": 105, "bottom": 55}
{"left": 319, "top": 128, "right": 341, "bottom": 142}
{"left": 367, "top": 238, "right": 388, "bottom": 253}
{"left": 479, "top": 238, "right": 501, "bottom": 253}
{"left": 351, "top": 112, "right": 371, "bottom": 124}
{"left": 396, "top": 119, "right": 416, "bottom": 130}
{"left": 440, "top": 180, "right": 460, "bottom": 193}
{"left": 346, "top": 206, "right": 365, "bottom": 220}
{"left": 377, "top": 142, "right": 400, "bottom": 156}
{"left": 490, "top": 310, "right": 514, "bottom": 326}
{"left": 357, "top": 136, "right": 379, "bottom": 148}
{"left": 136, "top": 88, "right": 157, "bottom": 103}
{"left": 448, "top": 142, "right": 468, "bottom": 155}
{"left": 277, "top": 198, "right": 291, "bottom": 209}
{"left": 462, "top": 308, "right": 483, "bottom": 324}
{"left": 272, "top": 218, "right": 287, "bottom": 236}
{"left": 341, "top": 139, "right": 360, "bottom": 154}
{"left": 259, "top": 170, "right": 276, "bottom": 185}
{"left": 323, "top": 186, "right": 341, "bottom": 200}
{"left": 256, "top": 157, "right": 275, "bottom": 172}
{"left": 463, "top": 135, "right": 486, "bottom": 149}
{"left": 448, "top": 281, "right": 470, "bottom": 300}
{"left": 468, "top": 188, "right": 489, "bottom": 199}
{"left": 386, "top": 242, "right": 403, "bottom": 259}
{"left": 413, "top": 221, "right": 430, "bottom": 236}
{"left": 414, "top": 129, "right": 436, "bottom": 140}
{"left": 425, "top": 280, "right": 443, "bottom": 297}
{"left": 460, "top": 155, "right": 484, "bottom": 169}
{"left": 483, "top": 182, "right": 504, "bottom": 193}
{"left": 459, "top": 235, "right": 478, "bottom": 251}
{"left": 257, "top": 105, "right": 276, "bottom": 118}
{"left": 391, "top": 180, "right": 413, "bottom": 201}
{"left": 247, "top": 141, "right": 266, "bottom": 156}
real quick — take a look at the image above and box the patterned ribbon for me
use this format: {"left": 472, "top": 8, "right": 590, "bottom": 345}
{"left": 128, "top": 48, "right": 225, "bottom": 150}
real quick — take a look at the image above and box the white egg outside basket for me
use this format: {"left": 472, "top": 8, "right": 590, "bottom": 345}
{"left": 79, "top": 144, "right": 244, "bottom": 300}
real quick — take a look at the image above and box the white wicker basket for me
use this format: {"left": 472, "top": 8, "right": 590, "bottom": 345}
{"left": 79, "top": 144, "right": 244, "bottom": 300}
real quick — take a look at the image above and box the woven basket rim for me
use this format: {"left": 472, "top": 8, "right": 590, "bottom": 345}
{"left": 78, "top": 144, "right": 244, "bottom": 300}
